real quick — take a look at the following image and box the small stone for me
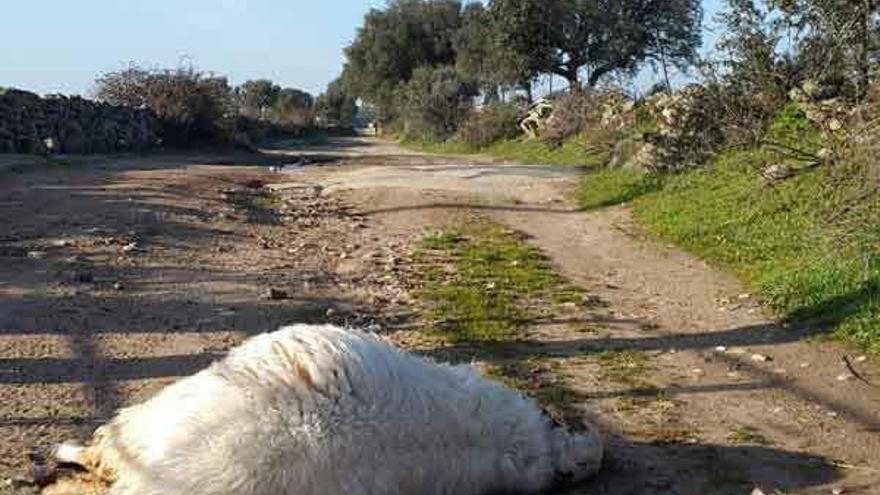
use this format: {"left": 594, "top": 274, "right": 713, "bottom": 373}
{"left": 692, "top": 368, "right": 705, "bottom": 376}
{"left": 832, "top": 487, "right": 845, "bottom": 495}
{"left": 27, "top": 251, "right": 47, "bottom": 259}
{"left": 113, "top": 282, "right": 124, "bottom": 291}
{"left": 52, "top": 239, "right": 72, "bottom": 248}
{"left": 326, "top": 308, "right": 337, "bottom": 317}
{"left": 264, "top": 288, "right": 289, "bottom": 300}
{"left": 836, "top": 374, "right": 852, "bottom": 382}
{"left": 855, "top": 356, "right": 868, "bottom": 363}
{"left": 582, "top": 295, "right": 603, "bottom": 305}
{"left": 339, "top": 252, "right": 349, "bottom": 260}
{"left": 751, "top": 354, "right": 772, "bottom": 363}
{"left": 826, "top": 411, "right": 839, "bottom": 418}
{"left": 715, "top": 346, "right": 728, "bottom": 353}
{"left": 122, "top": 242, "right": 139, "bottom": 253}
{"left": 738, "top": 293, "right": 751, "bottom": 300}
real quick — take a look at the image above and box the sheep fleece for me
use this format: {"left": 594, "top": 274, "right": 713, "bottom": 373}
{"left": 50, "top": 324, "right": 603, "bottom": 495}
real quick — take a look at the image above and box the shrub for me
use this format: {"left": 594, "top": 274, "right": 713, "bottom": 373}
{"left": 400, "top": 66, "right": 477, "bottom": 142}
{"left": 458, "top": 103, "right": 521, "bottom": 150}
{"left": 643, "top": 85, "right": 726, "bottom": 171}
{"left": 539, "top": 89, "right": 636, "bottom": 146}
{"left": 96, "top": 65, "right": 232, "bottom": 145}
{"left": 539, "top": 90, "right": 603, "bottom": 146}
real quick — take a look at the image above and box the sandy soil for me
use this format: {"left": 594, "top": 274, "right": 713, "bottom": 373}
{"left": 1, "top": 139, "right": 878, "bottom": 494}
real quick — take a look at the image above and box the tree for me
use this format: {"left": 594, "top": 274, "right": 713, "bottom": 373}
{"left": 715, "top": 0, "right": 785, "bottom": 92}
{"left": 456, "top": 0, "right": 552, "bottom": 96}
{"left": 400, "top": 65, "right": 477, "bottom": 141}
{"left": 771, "top": 0, "right": 880, "bottom": 100}
{"left": 235, "top": 79, "right": 280, "bottom": 120}
{"left": 647, "top": 0, "right": 704, "bottom": 90}
{"left": 273, "top": 88, "right": 314, "bottom": 126}
{"left": 489, "top": 0, "right": 702, "bottom": 89}
{"left": 316, "top": 78, "right": 357, "bottom": 127}
{"left": 342, "top": 0, "right": 464, "bottom": 123}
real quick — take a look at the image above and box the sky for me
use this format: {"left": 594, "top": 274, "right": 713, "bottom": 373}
{"left": 1, "top": 0, "right": 724, "bottom": 98}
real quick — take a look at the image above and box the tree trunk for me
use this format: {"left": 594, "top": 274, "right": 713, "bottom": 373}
{"left": 659, "top": 41, "right": 672, "bottom": 94}
{"left": 564, "top": 71, "right": 579, "bottom": 91}
{"left": 523, "top": 81, "right": 534, "bottom": 104}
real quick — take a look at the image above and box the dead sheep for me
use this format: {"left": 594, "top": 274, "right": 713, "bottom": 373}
{"left": 43, "top": 324, "right": 603, "bottom": 495}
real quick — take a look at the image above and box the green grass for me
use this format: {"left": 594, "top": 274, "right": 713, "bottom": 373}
{"left": 727, "top": 425, "right": 771, "bottom": 445}
{"left": 415, "top": 221, "right": 578, "bottom": 342}
{"left": 597, "top": 350, "right": 651, "bottom": 385}
{"left": 401, "top": 133, "right": 608, "bottom": 167}
{"left": 575, "top": 168, "right": 664, "bottom": 209}
{"left": 579, "top": 148, "right": 880, "bottom": 352}
{"left": 486, "top": 136, "right": 606, "bottom": 167}
{"left": 401, "top": 138, "right": 477, "bottom": 155}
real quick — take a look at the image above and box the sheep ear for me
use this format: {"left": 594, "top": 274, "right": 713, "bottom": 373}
{"left": 53, "top": 443, "right": 88, "bottom": 466}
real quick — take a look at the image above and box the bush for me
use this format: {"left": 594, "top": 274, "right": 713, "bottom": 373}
{"left": 458, "top": 103, "right": 521, "bottom": 149}
{"left": 539, "top": 89, "right": 635, "bottom": 146}
{"left": 539, "top": 90, "right": 603, "bottom": 146}
{"left": 642, "top": 85, "right": 727, "bottom": 171}
{"left": 400, "top": 66, "right": 477, "bottom": 142}
{"left": 96, "top": 65, "right": 232, "bottom": 145}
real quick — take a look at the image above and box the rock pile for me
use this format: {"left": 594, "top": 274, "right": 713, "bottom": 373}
{"left": 0, "top": 88, "right": 158, "bottom": 154}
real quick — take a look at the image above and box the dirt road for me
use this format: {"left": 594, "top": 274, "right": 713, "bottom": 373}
{"left": 1, "top": 138, "right": 878, "bottom": 494}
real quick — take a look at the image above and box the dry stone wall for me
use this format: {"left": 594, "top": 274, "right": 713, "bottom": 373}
{"left": 0, "top": 88, "right": 158, "bottom": 154}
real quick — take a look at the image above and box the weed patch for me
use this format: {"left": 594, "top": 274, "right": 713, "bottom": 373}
{"left": 727, "top": 425, "right": 771, "bottom": 445}
{"left": 414, "top": 221, "right": 580, "bottom": 342}
{"left": 597, "top": 350, "right": 652, "bottom": 385}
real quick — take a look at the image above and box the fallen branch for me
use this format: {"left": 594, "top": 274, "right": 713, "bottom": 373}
{"left": 843, "top": 355, "right": 880, "bottom": 388}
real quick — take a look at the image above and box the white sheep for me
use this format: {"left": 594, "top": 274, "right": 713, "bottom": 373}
{"left": 43, "top": 324, "right": 603, "bottom": 495}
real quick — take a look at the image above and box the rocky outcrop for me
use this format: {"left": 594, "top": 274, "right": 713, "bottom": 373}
{"left": 0, "top": 88, "right": 158, "bottom": 154}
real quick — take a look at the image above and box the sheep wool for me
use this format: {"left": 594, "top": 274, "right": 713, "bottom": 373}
{"left": 45, "top": 324, "right": 603, "bottom": 495}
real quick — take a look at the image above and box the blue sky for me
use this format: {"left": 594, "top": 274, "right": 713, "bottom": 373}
{"left": 1, "top": 0, "right": 724, "bottom": 98}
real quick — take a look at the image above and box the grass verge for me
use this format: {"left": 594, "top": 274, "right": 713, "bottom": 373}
{"left": 401, "top": 134, "right": 607, "bottom": 167}
{"left": 576, "top": 150, "right": 880, "bottom": 352}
